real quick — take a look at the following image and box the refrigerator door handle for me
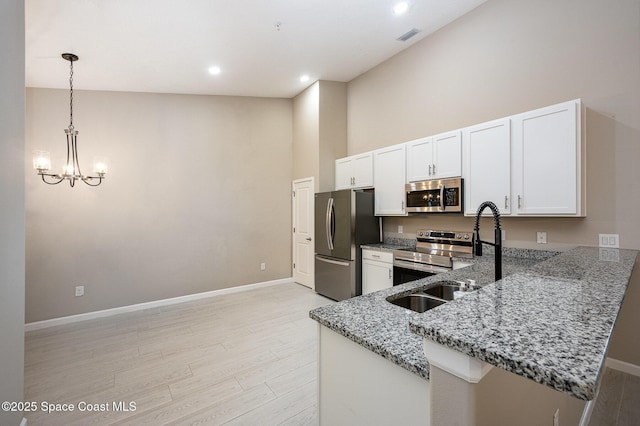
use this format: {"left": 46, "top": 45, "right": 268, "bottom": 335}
{"left": 326, "top": 197, "right": 334, "bottom": 251}
{"left": 316, "top": 256, "right": 350, "bottom": 267}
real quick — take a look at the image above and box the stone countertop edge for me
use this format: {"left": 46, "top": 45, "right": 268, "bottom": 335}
{"left": 408, "top": 246, "right": 638, "bottom": 401}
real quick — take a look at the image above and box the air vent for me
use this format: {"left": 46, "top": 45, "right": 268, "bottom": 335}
{"left": 397, "top": 28, "right": 421, "bottom": 42}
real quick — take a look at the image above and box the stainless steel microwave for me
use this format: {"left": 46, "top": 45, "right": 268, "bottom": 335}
{"left": 405, "top": 177, "right": 463, "bottom": 213}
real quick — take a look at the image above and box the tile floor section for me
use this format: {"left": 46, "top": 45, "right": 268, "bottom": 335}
{"left": 24, "top": 282, "right": 332, "bottom": 425}
{"left": 24, "top": 281, "right": 638, "bottom": 425}
{"left": 588, "top": 367, "right": 640, "bottom": 426}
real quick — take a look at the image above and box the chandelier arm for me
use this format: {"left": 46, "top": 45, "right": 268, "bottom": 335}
{"left": 65, "top": 131, "right": 72, "bottom": 175}
{"left": 72, "top": 132, "right": 83, "bottom": 176}
{"left": 40, "top": 174, "right": 65, "bottom": 185}
{"left": 81, "top": 176, "right": 103, "bottom": 187}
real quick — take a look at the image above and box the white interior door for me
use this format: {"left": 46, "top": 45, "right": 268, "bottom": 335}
{"left": 292, "top": 177, "right": 314, "bottom": 288}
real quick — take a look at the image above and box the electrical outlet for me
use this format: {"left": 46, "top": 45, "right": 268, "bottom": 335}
{"left": 260, "top": 262, "right": 266, "bottom": 271}
{"left": 553, "top": 408, "right": 560, "bottom": 426}
{"left": 536, "top": 231, "right": 547, "bottom": 244}
{"left": 599, "top": 234, "right": 620, "bottom": 248}
{"left": 398, "top": 225, "right": 403, "bottom": 234}
{"left": 75, "top": 286, "right": 84, "bottom": 297}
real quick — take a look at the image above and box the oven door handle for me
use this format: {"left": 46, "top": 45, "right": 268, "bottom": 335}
{"left": 393, "top": 259, "right": 450, "bottom": 274}
{"left": 439, "top": 184, "right": 445, "bottom": 211}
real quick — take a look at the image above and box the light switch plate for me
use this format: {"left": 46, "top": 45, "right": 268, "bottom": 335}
{"left": 536, "top": 231, "right": 547, "bottom": 244}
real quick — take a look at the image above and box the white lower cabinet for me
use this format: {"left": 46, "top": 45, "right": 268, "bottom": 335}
{"left": 362, "top": 249, "right": 393, "bottom": 295}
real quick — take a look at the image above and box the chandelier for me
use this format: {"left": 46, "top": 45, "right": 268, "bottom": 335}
{"left": 32, "top": 53, "right": 107, "bottom": 187}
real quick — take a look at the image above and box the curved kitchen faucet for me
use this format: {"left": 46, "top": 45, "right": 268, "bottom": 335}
{"left": 473, "top": 201, "right": 502, "bottom": 282}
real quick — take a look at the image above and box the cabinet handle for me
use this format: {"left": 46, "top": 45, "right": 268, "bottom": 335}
{"left": 389, "top": 269, "right": 392, "bottom": 280}
{"left": 401, "top": 200, "right": 405, "bottom": 211}
{"left": 372, "top": 254, "right": 380, "bottom": 259}
{"left": 432, "top": 163, "right": 436, "bottom": 175}
{"left": 504, "top": 196, "right": 508, "bottom": 209}
{"left": 352, "top": 177, "right": 356, "bottom": 186}
{"left": 518, "top": 195, "right": 522, "bottom": 209}
{"left": 428, "top": 164, "right": 432, "bottom": 175}
{"left": 306, "top": 237, "right": 312, "bottom": 241}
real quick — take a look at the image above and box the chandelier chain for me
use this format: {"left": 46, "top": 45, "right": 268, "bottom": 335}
{"left": 69, "top": 59, "right": 74, "bottom": 129}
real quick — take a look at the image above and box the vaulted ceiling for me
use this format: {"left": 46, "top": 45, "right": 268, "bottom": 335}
{"left": 26, "top": 0, "right": 486, "bottom": 98}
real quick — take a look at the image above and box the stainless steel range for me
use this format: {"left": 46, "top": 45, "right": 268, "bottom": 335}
{"left": 392, "top": 229, "right": 474, "bottom": 285}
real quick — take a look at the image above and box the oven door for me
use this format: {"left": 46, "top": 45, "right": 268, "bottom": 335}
{"left": 405, "top": 177, "right": 463, "bottom": 213}
{"left": 393, "top": 259, "right": 450, "bottom": 286}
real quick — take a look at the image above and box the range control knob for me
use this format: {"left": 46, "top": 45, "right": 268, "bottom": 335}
{"left": 456, "top": 234, "right": 462, "bottom": 239}
{"left": 424, "top": 232, "right": 430, "bottom": 237}
{"left": 418, "top": 232, "right": 423, "bottom": 236}
{"left": 464, "top": 234, "right": 470, "bottom": 240}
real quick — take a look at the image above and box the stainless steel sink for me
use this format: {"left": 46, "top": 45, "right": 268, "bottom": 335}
{"left": 387, "top": 280, "right": 480, "bottom": 313}
{"left": 420, "top": 281, "right": 465, "bottom": 301}
{"left": 388, "top": 294, "right": 446, "bottom": 313}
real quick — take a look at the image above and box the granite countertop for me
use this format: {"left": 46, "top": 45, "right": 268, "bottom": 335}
{"left": 309, "top": 245, "right": 638, "bottom": 401}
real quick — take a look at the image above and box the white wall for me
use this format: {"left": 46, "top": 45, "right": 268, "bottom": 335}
{"left": 0, "top": 0, "right": 25, "bottom": 424}
{"left": 25, "top": 89, "right": 293, "bottom": 322}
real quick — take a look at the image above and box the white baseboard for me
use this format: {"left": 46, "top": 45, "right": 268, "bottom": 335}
{"left": 606, "top": 357, "right": 640, "bottom": 376}
{"left": 25, "top": 277, "right": 293, "bottom": 332}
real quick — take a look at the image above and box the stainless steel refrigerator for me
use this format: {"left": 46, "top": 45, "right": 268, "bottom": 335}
{"left": 314, "top": 189, "right": 380, "bottom": 301}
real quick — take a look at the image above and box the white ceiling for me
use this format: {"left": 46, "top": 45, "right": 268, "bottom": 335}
{"left": 25, "top": 0, "right": 486, "bottom": 98}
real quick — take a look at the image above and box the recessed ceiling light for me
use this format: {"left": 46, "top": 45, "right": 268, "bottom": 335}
{"left": 393, "top": 2, "right": 409, "bottom": 16}
{"left": 300, "top": 75, "right": 310, "bottom": 83}
{"left": 208, "top": 66, "right": 221, "bottom": 75}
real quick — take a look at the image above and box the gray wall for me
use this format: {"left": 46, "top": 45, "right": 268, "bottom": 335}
{"left": 348, "top": 0, "right": 640, "bottom": 250}
{"left": 0, "top": 0, "right": 25, "bottom": 424}
{"left": 293, "top": 81, "right": 347, "bottom": 193}
{"left": 25, "top": 89, "right": 293, "bottom": 322}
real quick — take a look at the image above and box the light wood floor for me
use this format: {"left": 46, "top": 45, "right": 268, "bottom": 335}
{"left": 588, "top": 367, "right": 640, "bottom": 426}
{"left": 24, "top": 282, "right": 333, "bottom": 426}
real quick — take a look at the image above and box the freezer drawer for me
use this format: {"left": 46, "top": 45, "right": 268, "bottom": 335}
{"left": 315, "top": 255, "right": 356, "bottom": 302}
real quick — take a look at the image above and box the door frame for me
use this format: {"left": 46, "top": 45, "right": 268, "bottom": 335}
{"left": 292, "top": 177, "right": 315, "bottom": 289}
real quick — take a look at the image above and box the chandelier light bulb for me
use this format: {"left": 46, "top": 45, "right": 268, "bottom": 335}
{"left": 32, "top": 150, "right": 51, "bottom": 172}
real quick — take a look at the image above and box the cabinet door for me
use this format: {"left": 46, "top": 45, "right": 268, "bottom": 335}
{"left": 463, "top": 118, "right": 511, "bottom": 216}
{"left": 374, "top": 144, "right": 407, "bottom": 216}
{"left": 362, "top": 259, "right": 393, "bottom": 295}
{"left": 512, "top": 100, "right": 580, "bottom": 215}
{"left": 351, "top": 153, "right": 374, "bottom": 189}
{"left": 433, "top": 130, "right": 462, "bottom": 179}
{"left": 406, "top": 137, "right": 434, "bottom": 182}
{"left": 335, "top": 157, "right": 353, "bottom": 190}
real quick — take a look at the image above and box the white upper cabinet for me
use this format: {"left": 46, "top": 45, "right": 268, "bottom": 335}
{"left": 406, "top": 131, "right": 461, "bottom": 182}
{"left": 511, "top": 99, "right": 582, "bottom": 215}
{"left": 335, "top": 153, "right": 373, "bottom": 190}
{"left": 406, "top": 137, "right": 433, "bottom": 182}
{"left": 463, "top": 118, "right": 512, "bottom": 216}
{"left": 374, "top": 144, "right": 407, "bottom": 216}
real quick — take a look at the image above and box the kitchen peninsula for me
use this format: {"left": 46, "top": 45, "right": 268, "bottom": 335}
{"left": 309, "top": 245, "right": 639, "bottom": 425}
